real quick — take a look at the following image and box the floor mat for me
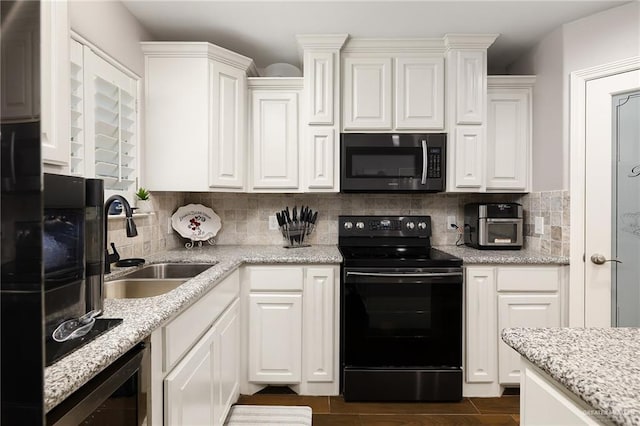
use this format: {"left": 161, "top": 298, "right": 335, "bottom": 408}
{"left": 225, "top": 405, "right": 312, "bottom": 425}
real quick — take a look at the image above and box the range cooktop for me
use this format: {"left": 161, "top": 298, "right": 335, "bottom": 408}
{"left": 45, "top": 318, "right": 122, "bottom": 366}
{"left": 338, "top": 215, "right": 462, "bottom": 268}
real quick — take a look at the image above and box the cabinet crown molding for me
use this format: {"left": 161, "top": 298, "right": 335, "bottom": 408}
{"left": 342, "top": 38, "right": 446, "bottom": 55}
{"left": 247, "top": 77, "right": 304, "bottom": 90}
{"left": 488, "top": 75, "right": 537, "bottom": 88}
{"left": 296, "top": 34, "right": 349, "bottom": 50}
{"left": 140, "top": 41, "right": 258, "bottom": 76}
{"left": 443, "top": 34, "right": 499, "bottom": 50}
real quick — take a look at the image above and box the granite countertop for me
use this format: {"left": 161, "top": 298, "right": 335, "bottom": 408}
{"left": 502, "top": 327, "right": 640, "bottom": 426}
{"left": 44, "top": 244, "right": 342, "bottom": 412}
{"left": 437, "top": 245, "right": 569, "bottom": 265}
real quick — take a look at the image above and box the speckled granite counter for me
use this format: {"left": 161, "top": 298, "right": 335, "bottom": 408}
{"left": 437, "top": 245, "right": 569, "bottom": 265}
{"left": 502, "top": 328, "right": 640, "bottom": 426}
{"left": 44, "top": 244, "right": 342, "bottom": 412}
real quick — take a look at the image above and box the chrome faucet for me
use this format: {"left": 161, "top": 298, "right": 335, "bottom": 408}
{"left": 104, "top": 195, "right": 138, "bottom": 274}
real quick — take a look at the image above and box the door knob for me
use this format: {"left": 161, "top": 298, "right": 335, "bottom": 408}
{"left": 590, "top": 254, "right": 622, "bottom": 265}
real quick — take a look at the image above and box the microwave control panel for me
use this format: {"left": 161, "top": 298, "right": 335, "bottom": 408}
{"left": 427, "top": 147, "right": 442, "bottom": 179}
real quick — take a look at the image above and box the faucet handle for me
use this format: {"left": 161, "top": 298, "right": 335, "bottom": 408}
{"left": 107, "top": 242, "right": 120, "bottom": 264}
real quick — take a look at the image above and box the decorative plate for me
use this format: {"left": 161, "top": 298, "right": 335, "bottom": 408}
{"left": 171, "top": 204, "right": 221, "bottom": 241}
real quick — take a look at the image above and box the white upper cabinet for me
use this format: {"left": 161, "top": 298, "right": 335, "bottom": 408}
{"left": 395, "top": 57, "right": 444, "bottom": 129}
{"left": 209, "top": 61, "right": 247, "bottom": 189}
{"left": 297, "top": 34, "right": 348, "bottom": 193}
{"left": 486, "top": 76, "right": 534, "bottom": 192}
{"left": 455, "top": 50, "right": 485, "bottom": 125}
{"left": 248, "top": 78, "right": 302, "bottom": 191}
{"left": 142, "top": 42, "right": 256, "bottom": 192}
{"left": 343, "top": 57, "right": 392, "bottom": 130}
{"left": 41, "top": 0, "right": 70, "bottom": 169}
{"left": 342, "top": 39, "right": 445, "bottom": 132}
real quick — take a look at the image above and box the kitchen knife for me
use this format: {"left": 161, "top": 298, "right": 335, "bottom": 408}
{"left": 310, "top": 211, "right": 318, "bottom": 224}
{"left": 276, "top": 212, "right": 284, "bottom": 227}
{"left": 293, "top": 206, "right": 297, "bottom": 223}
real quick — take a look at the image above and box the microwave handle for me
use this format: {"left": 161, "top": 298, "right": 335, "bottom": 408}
{"left": 421, "top": 139, "right": 428, "bottom": 184}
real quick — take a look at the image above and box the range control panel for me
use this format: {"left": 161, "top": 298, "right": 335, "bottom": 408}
{"left": 338, "top": 215, "right": 431, "bottom": 238}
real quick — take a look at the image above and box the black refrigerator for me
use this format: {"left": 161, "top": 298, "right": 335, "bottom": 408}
{"left": 1, "top": 1, "right": 45, "bottom": 424}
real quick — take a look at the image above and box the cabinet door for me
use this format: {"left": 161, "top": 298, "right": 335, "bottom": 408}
{"left": 453, "top": 125, "right": 484, "bottom": 189}
{"left": 343, "top": 57, "right": 392, "bottom": 130}
{"left": 164, "top": 325, "right": 216, "bottom": 426}
{"left": 209, "top": 61, "right": 246, "bottom": 190}
{"left": 498, "top": 294, "right": 560, "bottom": 384}
{"left": 248, "top": 293, "right": 302, "bottom": 383}
{"left": 465, "top": 267, "right": 497, "bottom": 384}
{"left": 486, "top": 89, "right": 530, "bottom": 191}
{"left": 250, "top": 91, "right": 299, "bottom": 190}
{"left": 395, "top": 57, "right": 444, "bottom": 130}
{"left": 306, "top": 51, "right": 334, "bottom": 125}
{"left": 305, "top": 128, "right": 335, "bottom": 190}
{"left": 214, "top": 299, "right": 240, "bottom": 426}
{"left": 41, "top": 0, "right": 70, "bottom": 168}
{"left": 456, "top": 50, "right": 485, "bottom": 125}
{"left": 303, "top": 267, "right": 336, "bottom": 383}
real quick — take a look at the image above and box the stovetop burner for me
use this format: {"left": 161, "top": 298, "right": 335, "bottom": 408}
{"left": 45, "top": 318, "right": 122, "bottom": 366}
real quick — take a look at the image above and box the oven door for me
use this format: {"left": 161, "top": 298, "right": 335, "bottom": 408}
{"left": 340, "top": 133, "right": 445, "bottom": 192}
{"left": 479, "top": 218, "right": 523, "bottom": 247}
{"left": 342, "top": 267, "right": 462, "bottom": 368}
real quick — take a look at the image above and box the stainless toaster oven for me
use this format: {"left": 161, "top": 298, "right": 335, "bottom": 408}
{"left": 464, "top": 203, "right": 523, "bottom": 250}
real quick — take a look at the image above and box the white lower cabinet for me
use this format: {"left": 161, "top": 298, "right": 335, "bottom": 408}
{"left": 464, "top": 265, "right": 567, "bottom": 397}
{"left": 151, "top": 271, "right": 240, "bottom": 426}
{"left": 498, "top": 293, "right": 559, "bottom": 384}
{"left": 248, "top": 293, "right": 302, "bottom": 383}
{"left": 242, "top": 264, "right": 339, "bottom": 396}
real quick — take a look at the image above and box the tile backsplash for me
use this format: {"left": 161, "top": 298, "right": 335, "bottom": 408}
{"left": 109, "top": 190, "right": 569, "bottom": 258}
{"left": 520, "top": 190, "right": 570, "bottom": 257}
{"left": 182, "top": 192, "right": 523, "bottom": 247}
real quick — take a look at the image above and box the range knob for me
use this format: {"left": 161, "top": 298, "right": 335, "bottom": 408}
{"left": 418, "top": 222, "right": 427, "bottom": 230}
{"left": 406, "top": 221, "right": 415, "bottom": 230}
{"left": 344, "top": 222, "right": 353, "bottom": 230}
{"left": 356, "top": 221, "right": 365, "bottom": 230}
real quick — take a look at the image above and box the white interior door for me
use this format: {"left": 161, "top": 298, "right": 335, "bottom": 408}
{"left": 584, "top": 69, "right": 640, "bottom": 327}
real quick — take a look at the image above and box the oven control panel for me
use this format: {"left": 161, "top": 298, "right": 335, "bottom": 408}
{"left": 339, "top": 215, "right": 431, "bottom": 237}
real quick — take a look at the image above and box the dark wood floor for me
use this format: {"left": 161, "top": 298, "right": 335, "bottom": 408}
{"left": 235, "top": 389, "right": 520, "bottom": 425}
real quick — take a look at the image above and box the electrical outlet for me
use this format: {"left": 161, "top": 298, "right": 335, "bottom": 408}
{"left": 167, "top": 217, "right": 173, "bottom": 234}
{"left": 535, "top": 216, "right": 544, "bottom": 234}
{"left": 447, "top": 215, "right": 457, "bottom": 231}
{"left": 268, "top": 215, "right": 279, "bottom": 230}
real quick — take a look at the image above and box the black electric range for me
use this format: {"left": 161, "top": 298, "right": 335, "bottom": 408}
{"left": 338, "top": 215, "right": 464, "bottom": 402}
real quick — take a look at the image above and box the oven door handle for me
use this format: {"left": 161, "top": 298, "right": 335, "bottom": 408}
{"left": 421, "top": 139, "right": 428, "bottom": 184}
{"left": 346, "top": 271, "right": 462, "bottom": 278}
{"left": 486, "top": 218, "right": 523, "bottom": 223}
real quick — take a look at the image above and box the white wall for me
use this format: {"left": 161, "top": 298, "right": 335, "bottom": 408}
{"left": 509, "top": 1, "right": 640, "bottom": 191}
{"left": 509, "top": 27, "right": 564, "bottom": 192}
{"left": 68, "top": 0, "right": 154, "bottom": 76}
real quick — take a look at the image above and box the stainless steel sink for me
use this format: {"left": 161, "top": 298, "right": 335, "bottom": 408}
{"left": 105, "top": 279, "right": 187, "bottom": 299}
{"left": 119, "top": 262, "right": 216, "bottom": 279}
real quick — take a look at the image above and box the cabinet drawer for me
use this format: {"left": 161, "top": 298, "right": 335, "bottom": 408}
{"left": 496, "top": 267, "right": 559, "bottom": 292}
{"left": 247, "top": 266, "right": 303, "bottom": 291}
{"left": 163, "top": 270, "right": 240, "bottom": 372}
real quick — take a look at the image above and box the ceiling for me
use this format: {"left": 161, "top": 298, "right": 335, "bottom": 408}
{"left": 122, "top": 0, "right": 630, "bottom": 74}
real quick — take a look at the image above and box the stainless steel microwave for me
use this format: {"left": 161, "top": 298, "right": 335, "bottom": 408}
{"left": 340, "top": 133, "right": 446, "bottom": 193}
